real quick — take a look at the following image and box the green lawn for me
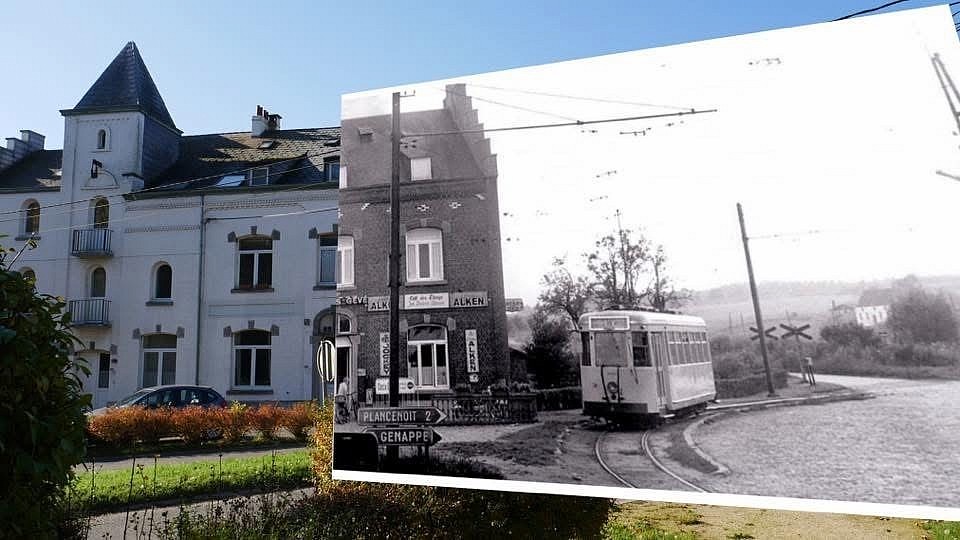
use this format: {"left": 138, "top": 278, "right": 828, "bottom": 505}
{"left": 923, "top": 521, "right": 960, "bottom": 540}
{"left": 68, "top": 450, "right": 313, "bottom": 514}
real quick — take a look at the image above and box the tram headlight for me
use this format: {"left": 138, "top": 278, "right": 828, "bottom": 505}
{"left": 606, "top": 381, "right": 619, "bottom": 399}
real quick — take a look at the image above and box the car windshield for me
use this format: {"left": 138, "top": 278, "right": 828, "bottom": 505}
{"left": 114, "top": 389, "right": 154, "bottom": 406}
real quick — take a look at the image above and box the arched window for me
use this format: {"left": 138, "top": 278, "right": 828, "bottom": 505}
{"left": 90, "top": 267, "right": 106, "bottom": 298}
{"left": 142, "top": 334, "right": 177, "bottom": 387}
{"left": 336, "top": 236, "right": 354, "bottom": 287}
{"left": 233, "top": 330, "right": 272, "bottom": 388}
{"left": 93, "top": 198, "right": 109, "bottom": 229}
{"left": 23, "top": 200, "right": 40, "bottom": 235}
{"left": 236, "top": 236, "right": 273, "bottom": 290}
{"left": 405, "top": 228, "right": 443, "bottom": 282}
{"left": 406, "top": 324, "right": 449, "bottom": 389}
{"left": 96, "top": 129, "right": 108, "bottom": 150}
{"left": 154, "top": 264, "right": 172, "bottom": 300}
{"left": 337, "top": 313, "right": 352, "bottom": 334}
{"left": 315, "top": 313, "right": 335, "bottom": 337}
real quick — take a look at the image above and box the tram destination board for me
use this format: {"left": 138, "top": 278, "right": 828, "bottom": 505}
{"left": 357, "top": 406, "right": 448, "bottom": 426}
{"left": 365, "top": 427, "right": 442, "bottom": 446}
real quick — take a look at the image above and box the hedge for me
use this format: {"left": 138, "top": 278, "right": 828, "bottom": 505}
{"left": 715, "top": 370, "right": 788, "bottom": 399}
{"left": 535, "top": 386, "right": 582, "bottom": 411}
{"left": 86, "top": 401, "right": 318, "bottom": 451}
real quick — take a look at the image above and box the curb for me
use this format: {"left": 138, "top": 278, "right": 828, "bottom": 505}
{"left": 682, "top": 414, "right": 730, "bottom": 476}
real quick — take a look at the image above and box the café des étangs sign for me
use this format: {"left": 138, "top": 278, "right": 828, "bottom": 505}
{"left": 338, "top": 291, "right": 488, "bottom": 311}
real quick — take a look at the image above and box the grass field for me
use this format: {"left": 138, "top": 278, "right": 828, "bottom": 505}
{"left": 69, "top": 450, "right": 313, "bottom": 514}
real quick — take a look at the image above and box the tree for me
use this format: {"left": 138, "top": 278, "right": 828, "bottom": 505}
{"left": 0, "top": 240, "right": 90, "bottom": 536}
{"left": 820, "top": 322, "right": 881, "bottom": 348}
{"left": 888, "top": 288, "right": 959, "bottom": 344}
{"left": 648, "top": 244, "right": 692, "bottom": 312}
{"left": 538, "top": 257, "right": 595, "bottom": 331}
{"left": 524, "top": 308, "right": 578, "bottom": 388}
{"left": 585, "top": 213, "right": 650, "bottom": 309}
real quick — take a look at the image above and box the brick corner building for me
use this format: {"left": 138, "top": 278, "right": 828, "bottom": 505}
{"left": 338, "top": 84, "right": 510, "bottom": 405}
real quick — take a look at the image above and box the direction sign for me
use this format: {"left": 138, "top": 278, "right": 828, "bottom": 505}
{"left": 749, "top": 326, "right": 779, "bottom": 341}
{"left": 365, "top": 427, "right": 441, "bottom": 446}
{"left": 357, "top": 407, "right": 448, "bottom": 426}
{"left": 780, "top": 324, "right": 813, "bottom": 340}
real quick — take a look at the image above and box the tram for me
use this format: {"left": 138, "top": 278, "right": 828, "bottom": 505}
{"left": 578, "top": 309, "right": 716, "bottom": 425}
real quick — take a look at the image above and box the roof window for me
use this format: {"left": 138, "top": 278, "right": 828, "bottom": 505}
{"left": 257, "top": 140, "right": 277, "bottom": 150}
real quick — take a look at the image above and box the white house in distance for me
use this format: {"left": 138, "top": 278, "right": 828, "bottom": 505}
{"left": 0, "top": 42, "right": 340, "bottom": 407}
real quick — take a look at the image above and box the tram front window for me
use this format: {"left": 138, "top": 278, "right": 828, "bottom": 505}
{"left": 594, "top": 332, "right": 629, "bottom": 367}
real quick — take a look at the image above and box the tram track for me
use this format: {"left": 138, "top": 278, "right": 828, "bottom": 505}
{"left": 594, "top": 429, "right": 709, "bottom": 493}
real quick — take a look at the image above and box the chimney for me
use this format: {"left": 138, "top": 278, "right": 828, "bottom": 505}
{"left": 252, "top": 105, "right": 269, "bottom": 137}
{"left": 267, "top": 113, "right": 281, "bottom": 131}
{"left": 21, "top": 130, "right": 45, "bottom": 152}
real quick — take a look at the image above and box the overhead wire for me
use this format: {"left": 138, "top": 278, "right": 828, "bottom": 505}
{"left": 463, "top": 82, "right": 697, "bottom": 112}
{"left": 832, "top": 0, "right": 912, "bottom": 21}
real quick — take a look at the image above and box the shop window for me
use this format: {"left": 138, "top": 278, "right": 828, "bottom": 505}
{"left": 406, "top": 325, "right": 449, "bottom": 389}
{"left": 405, "top": 228, "right": 443, "bottom": 282}
{"left": 234, "top": 330, "right": 271, "bottom": 388}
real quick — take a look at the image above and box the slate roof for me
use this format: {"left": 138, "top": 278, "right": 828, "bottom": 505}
{"left": 61, "top": 42, "right": 178, "bottom": 132}
{"left": 0, "top": 150, "right": 62, "bottom": 191}
{"left": 147, "top": 127, "right": 341, "bottom": 190}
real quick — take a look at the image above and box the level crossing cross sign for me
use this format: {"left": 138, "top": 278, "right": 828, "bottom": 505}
{"left": 779, "top": 324, "right": 813, "bottom": 340}
{"left": 749, "top": 326, "right": 779, "bottom": 341}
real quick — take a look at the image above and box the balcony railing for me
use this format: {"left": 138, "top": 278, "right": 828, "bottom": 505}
{"left": 71, "top": 228, "right": 113, "bottom": 257}
{"left": 69, "top": 299, "right": 111, "bottom": 327}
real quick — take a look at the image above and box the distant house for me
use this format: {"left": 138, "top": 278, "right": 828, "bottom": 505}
{"left": 830, "top": 302, "right": 857, "bottom": 325}
{"left": 855, "top": 288, "right": 894, "bottom": 328}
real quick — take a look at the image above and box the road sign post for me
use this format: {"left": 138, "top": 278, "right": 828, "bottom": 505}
{"left": 365, "top": 427, "right": 442, "bottom": 446}
{"left": 357, "top": 407, "right": 448, "bottom": 426}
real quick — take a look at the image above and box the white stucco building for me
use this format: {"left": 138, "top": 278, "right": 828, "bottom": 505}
{"left": 0, "top": 42, "right": 340, "bottom": 407}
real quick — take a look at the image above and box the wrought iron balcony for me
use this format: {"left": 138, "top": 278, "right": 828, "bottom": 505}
{"left": 69, "top": 299, "right": 111, "bottom": 327}
{"left": 71, "top": 228, "right": 113, "bottom": 257}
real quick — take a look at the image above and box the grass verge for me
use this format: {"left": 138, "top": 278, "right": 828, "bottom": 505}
{"left": 68, "top": 450, "right": 313, "bottom": 514}
{"left": 922, "top": 521, "right": 960, "bottom": 540}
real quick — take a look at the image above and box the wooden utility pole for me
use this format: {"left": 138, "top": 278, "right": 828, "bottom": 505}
{"left": 737, "top": 203, "right": 776, "bottom": 397}
{"left": 387, "top": 92, "right": 401, "bottom": 462}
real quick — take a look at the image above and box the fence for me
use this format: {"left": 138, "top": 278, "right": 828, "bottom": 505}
{"left": 360, "top": 392, "right": 538, "bottom": 425}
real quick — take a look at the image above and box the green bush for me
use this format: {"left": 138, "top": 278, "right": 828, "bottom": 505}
{"left": 0, "top": 244, "right": 90, "bottom": 537}
{"left": 820, "top": 322, "right": 881, "bottom": 348}
{"left": 893, "top": 343, "right": 960, "bottom": 367}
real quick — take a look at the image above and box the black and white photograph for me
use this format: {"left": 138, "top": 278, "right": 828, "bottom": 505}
{"left": 332, "top": 4, "right": 960, "bottom": 516}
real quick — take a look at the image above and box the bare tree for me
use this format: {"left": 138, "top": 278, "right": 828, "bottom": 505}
{"left": 585, "top": 212, "right": 650, "bottom": 309}
{"left": 648, "top": 244, "right": 692, "bottom": 311}
{"left": 538, "top": 257, "right": 595, "bottom": 331}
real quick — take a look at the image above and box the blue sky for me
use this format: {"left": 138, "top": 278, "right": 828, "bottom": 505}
{"left": 1, "top": 1, "right": 956, "bottom": 148}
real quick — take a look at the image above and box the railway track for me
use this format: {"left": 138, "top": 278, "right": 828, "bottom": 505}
{"left": 594, "top": 428, "right": 709, "bottom": 493}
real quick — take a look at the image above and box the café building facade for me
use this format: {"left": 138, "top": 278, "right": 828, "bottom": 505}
{"left": 338, "top": 84, "right": 510, "bottom": 405}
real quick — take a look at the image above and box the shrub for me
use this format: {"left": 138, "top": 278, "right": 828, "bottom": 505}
{"left": 893, "top": 343, "right": 960, "bottom": 367}
{"left": 281, "top": 401, "right": 318, "bottom": 442}
{"left": 85, "top": 406, "right": 174, "bottom": 447}
{"left": 212, "top": 401, "right": 251, "bottom": 444}
{"left": 536, "top": 386, "right": 582, "bottom": 410}
{"left": 889, "top": 288, "right": 959, "bottom": 344}
{"left": 248, "top": 403, "right": 284, "bottom": 440}
{"left": 0, "top": 245, "right": 90, "bottom": 537}
{"left": 169, "top": 406, "right": 218, "bottom": 445}
{"left": 821, "top": 322, "right": 880, "bottom": 348}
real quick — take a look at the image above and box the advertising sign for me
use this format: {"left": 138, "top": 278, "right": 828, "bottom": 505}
{"left": 465, "top": 329, "right": 479, "bottom": 373}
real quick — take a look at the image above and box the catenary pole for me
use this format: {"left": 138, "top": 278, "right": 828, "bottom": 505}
{"left": 737, "top": 202, "right": 776, "bottom": 397}
{"left": 387, "top": 92, "right": 402, "bottom": 462}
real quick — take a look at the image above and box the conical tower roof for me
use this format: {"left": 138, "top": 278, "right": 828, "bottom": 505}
{"left": 62, "top": 42, "right": 178, "bottom": 131}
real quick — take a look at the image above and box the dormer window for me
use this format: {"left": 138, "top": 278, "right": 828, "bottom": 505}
{"left": 257, "top": 140, "right": 277, "bottom": 150}
{"left": 215, "top": 175, "right": 245, "bottom": 188}
{"left": 323, "top": 158, "right": 340, "bottom": 182}
{"left": 250, "top": 167, "right": 270, "bottom": 186}
{"left": 96, "top": 129, "right": 109, "bottom": 150}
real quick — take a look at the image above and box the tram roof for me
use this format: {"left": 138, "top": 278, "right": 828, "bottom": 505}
{"left": 579, "top": 310, "right": 707, "bottom": 328}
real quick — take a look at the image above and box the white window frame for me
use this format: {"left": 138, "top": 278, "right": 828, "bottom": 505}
{"left": 338, "top": 165, "right": 348, "bottom": 189}
{"left": 233, "top": 330, "right": 272, "bottom": 389}
{"left": 337, "top": 236, "right": 354, "bottom": 288}
{"left": 141, "top": 334, "right": 177, "bottom": 388}
{"left": 405, "top": 228, "right": 443, "bottom": 283}
{"left": 318, "top": 235, "right": 337, "bottom": 286}
{"left": 410, "top": 157, "right": 432, "bottom": 181}
{"left": 249, "top": 167, "right": 270, "bottom": 186}
{"left": 95, "top": 128, "right": 110, "bottom": 151}
{"left": 406, "top": 325, "right": 450, "bottom": 390}
{"left": 236, "top": 236, "right": 273, "bottom": 290}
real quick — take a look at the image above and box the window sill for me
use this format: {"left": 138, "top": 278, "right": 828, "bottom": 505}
{"left": 146, "top": 299, "right": 174, "bottom": 306}
{"left": 15, "top": 234, "right": 40, "bottom": 241}
{"left": 231, "top": 287, "right": 275, "bottom": 294}
{"left": 405, "top": 279, "right": 447, "bottom": 287}
{"left": 227, "top": 389, "right": 274, "bottom": 395}
{"left": 336, "top": 285, "right": 356, "bottom": 292}
{"left": 313, "top": 284, "right": 336, "bottom": 291}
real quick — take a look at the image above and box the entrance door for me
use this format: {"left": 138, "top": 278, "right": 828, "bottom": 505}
{"left": 649, "top": 333, "right": 669, "bottom": 411}
{"left": 81, "top": 352, "right": 111, "bottom": 408}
